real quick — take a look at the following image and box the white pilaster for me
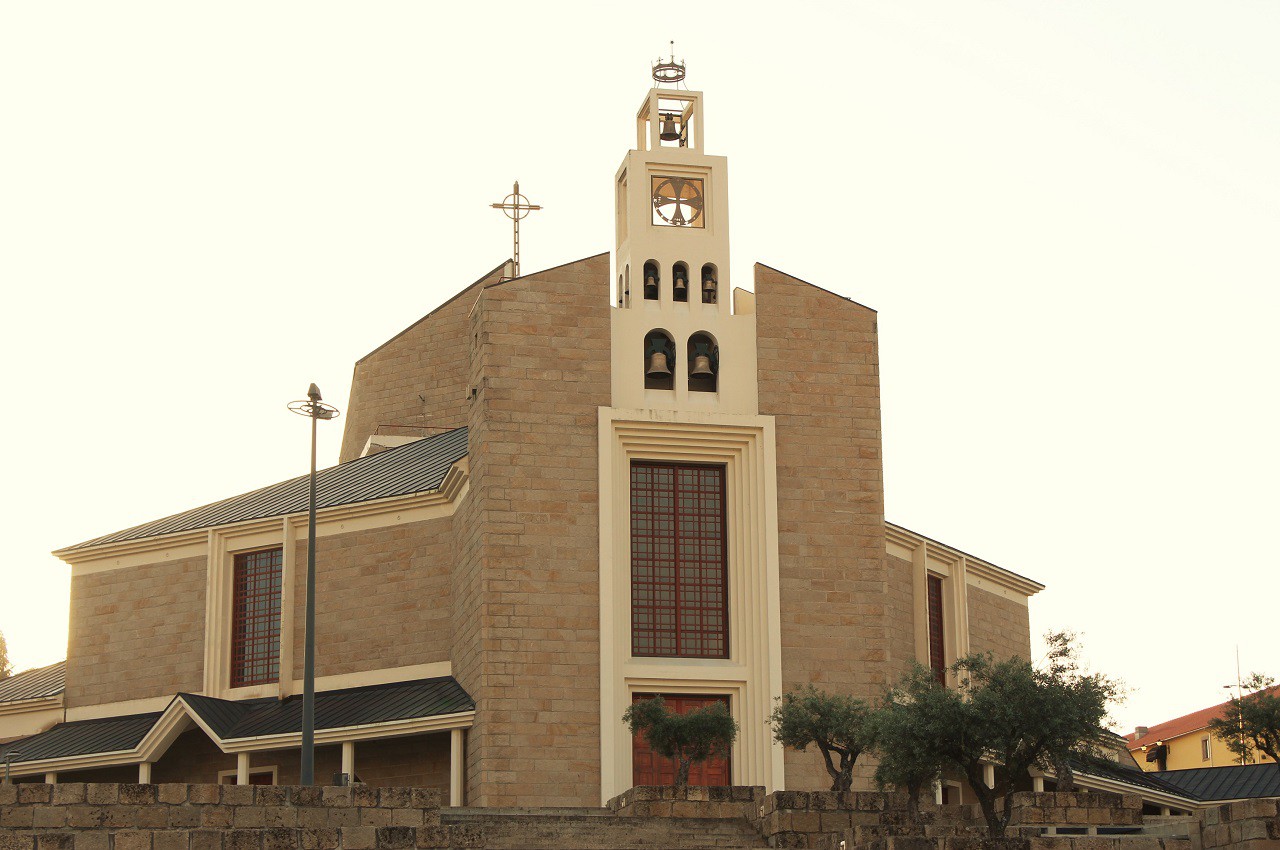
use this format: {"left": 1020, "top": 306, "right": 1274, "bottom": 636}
{"left": 44, "top": 772, "right": 58, "bottom": 785}
{"left": 236, "top": 752, "right": 250, "bottom": 785}
{"left": 450, "top": 729, "right": 464, "bottom": 807}
{"left": 138, "top": 763, "right": 151, "bottom": 784}
{"left": 341, "top": 741, "right": 355, "bottom": 783}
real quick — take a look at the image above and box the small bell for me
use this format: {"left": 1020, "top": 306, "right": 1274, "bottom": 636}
{"left": 660, "top": 113, "right": 681, "bottom": 142}
{"left": 646, "top": 350, "right": 672, "bottom": 377}
{"left": 702, "top": 273, "right": 717, "bottom": 303}
{"left": 673, "top": 269, "right": 688, "bottom": 299}
{"left": 691, "top": 354, "right": 714, "bottom": 377}
{"left": 644, "top": 274, "right": 658, "bottom": 299}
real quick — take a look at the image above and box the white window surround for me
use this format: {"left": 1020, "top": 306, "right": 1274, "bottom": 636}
{"left": 598, "top": 408, "right": 784, "bottom": 803}
{"left": 218, "top": 765, "right": 278, "bottom": 785}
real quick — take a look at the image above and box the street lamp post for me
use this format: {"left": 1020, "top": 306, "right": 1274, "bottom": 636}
{"left": 288, "top": 383, "right": 339, "bottom": 786}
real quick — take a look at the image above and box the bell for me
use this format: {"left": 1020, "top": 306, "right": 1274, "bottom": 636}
{"left": 646, "top": 351, "right": 672, "bottom": 377}
{"left": 702, "top": 277, "right": 717, "bottom": 302}
{"left": 660, "top": 114, "right": 681, "bottom": 142}
{"left": 674, "top": 272, "right": 687, "bottom": 298}
{"left": 644, "top": 274, "right": 658, "bottom": 298}
{"left": 691, "top": 354, "right": 714, "bottom": 377}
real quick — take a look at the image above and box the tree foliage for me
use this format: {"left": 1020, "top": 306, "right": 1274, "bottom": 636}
{"left": 868, "top": 673, "right": 945, "bottom": 820}
{"left": 1208, "top": 673, "right": 1280, "bottom": 771}
{"left": 878, "top": 632, "right": 1120, "bottom": 837}
{"left": 622, "top": 697, "right": 738, "bottom": 786}
{"left": 769, "top": 685, "right": 875, "bottom": 792}
{"left": 0, "top": 630, "right": 11, "bottom": 680}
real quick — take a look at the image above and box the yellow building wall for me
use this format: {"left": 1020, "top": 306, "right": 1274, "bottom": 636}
{"left": 1134, "top": 729, "right": 1276, "bottom": 771}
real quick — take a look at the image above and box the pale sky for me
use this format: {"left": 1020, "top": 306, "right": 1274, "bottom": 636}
{"left": 1, "top": 2, "right": 1276, "bottom": 737}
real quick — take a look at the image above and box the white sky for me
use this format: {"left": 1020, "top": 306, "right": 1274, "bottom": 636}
{"left": 1, "top": 2, "right": 1276, "bottom": 736}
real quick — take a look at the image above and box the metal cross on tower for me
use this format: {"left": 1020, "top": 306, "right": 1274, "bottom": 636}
{"left": 490, "top": 181, "right": 541, "bottom": 279}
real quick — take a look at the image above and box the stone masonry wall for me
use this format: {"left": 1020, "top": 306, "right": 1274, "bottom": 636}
{"left": 457, "top": 254, "right": 612, "bottom": 807}
{"left": 885, "top": 553, "right": 917, "bottom": 676}
{"left": 1200, "top": 799, "right": 1280, "bottom": 850}
{"left": 754, "top": 264, "right": 889, "bottom": 792}
{"left": 293, "top": 517, "right": 454, "bottom": 680}
{"left": 967, "top": 587, "right": 1031, "bottom": 662}
{"left": 339, "top": 263, "right": 507, "bottom": 463}
{"left": 65, "top": 556, "right": 206, "bottom": 708}
{"left": 0, "top": 782, "right": 472, "bottom": 850}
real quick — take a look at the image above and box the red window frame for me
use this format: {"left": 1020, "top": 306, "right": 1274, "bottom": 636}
{"left": 927, "top": 573, "right": 945, "bottom": 685}
{"left": 630, "top": 462, "right": 728, "bottom": 659}
{"left": 230, "top": 548, "right": 283, "bottom": 688}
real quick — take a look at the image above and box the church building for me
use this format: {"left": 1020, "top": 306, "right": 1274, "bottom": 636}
{"left": 1, "top": 64, "right": 1045, "bottom": 807}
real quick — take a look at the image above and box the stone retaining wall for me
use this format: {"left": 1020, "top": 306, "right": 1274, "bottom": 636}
{"left": 0, "top": 783, "right": 478, "bottom": 850}
{"left": 1200, "top": 799, "right": 1280, "bottom": 850}
{"left": 606, "top": 784, "right": 764, "bottom": 819}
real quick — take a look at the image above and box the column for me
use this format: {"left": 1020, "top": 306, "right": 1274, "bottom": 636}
{"left": 933, "top": 780, "right": 943, "bottom": 805}
{"left": 983, "top": 763, "right": 995, "bottom": 789}
{"left": 341, "top": 741, "right": 355, "bottom": 785}
{"left": 236, "top": 752, "right": 250, "bottom": 785}
{"left": 138, "top": 763, "right": 152, "bottom": 784}
{"left": 450, "top": 729, "right": 464, "bottom": 807}
{"left": 44, "top": 772, "right": 58, "bottom": 785}
{"left": 1032, "top": 776, "right": 1045, "bottom": 792}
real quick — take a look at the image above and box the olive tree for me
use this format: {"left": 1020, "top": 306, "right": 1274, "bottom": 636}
{"left": 879, "top": 633, "right": 1120, "bottom": 837}
{"left": 768, "top": 685, "right": 875, "bottom": 792}
{"left": 868, "top": 674, "right": 946, "bottom": 820}
{"left": 623, "top": 697, "right": 738, "bottom": 787}
{"left": 1209, "top": 673, "right": 1280, "bottom": 771}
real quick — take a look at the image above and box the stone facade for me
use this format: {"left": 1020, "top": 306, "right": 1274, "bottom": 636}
{"left": 294, "top": 518, "right": 455, "bottom": 680}
{"left": 755, "top": 264, "right": 889, "bottom": 791}
{"left": 65, "top": 556, "right": 206, "bottom": 708}
{"left": 967, "top": 587, "right": 1032, "bottom": 662}
{"left": 456, "top": 255, "right": 612, "bottom": 807}
{"left": 339, "top": 264, "right": 506, "bottom": 464}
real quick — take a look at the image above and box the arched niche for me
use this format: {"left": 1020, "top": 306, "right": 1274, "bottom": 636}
{"left": 643, "top": 329, "right": 676, "bottom": 391}
{"left": 673, "top": 262, "right": 690, "bottom": 303}
{"left": 643, "top": 261, "right": 660, "bottom": 301}
{"left": 687, "top": 331, "right": 719, "bottom": 393}
{"left": 700, "top": 264, "right": 719, "bottom": 304}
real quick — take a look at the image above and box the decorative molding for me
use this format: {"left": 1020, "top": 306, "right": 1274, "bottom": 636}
{"left": 0, "top": 694, "right": 62, "bottom": 717}
{"left": 884, "top": 522, "right": 1044, "bottom": 599}
{"left": 598, "top": 408, "right": 783, "bottom": 804}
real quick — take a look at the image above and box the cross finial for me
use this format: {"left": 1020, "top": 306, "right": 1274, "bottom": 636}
{"left": 490, "top": 180, "right": 542, "bottom": 279}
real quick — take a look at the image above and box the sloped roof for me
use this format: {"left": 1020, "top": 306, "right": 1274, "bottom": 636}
{"left": 1127, "top": 687, "right": 1280, "bottom": 751}
{"left": 1153, "top": 763, "right": 1280, "bottom": 801}
{"left": 61, "top": 427, "right": 468, "bottom": 552}
{"left": 0, "top": 661, "right": 65, "bottom": 704}
{"left": 4, "top": 712, "right": 160, "bottom": 762}
{"left": 179, "top": 677, "right": 474, "bottom": 739}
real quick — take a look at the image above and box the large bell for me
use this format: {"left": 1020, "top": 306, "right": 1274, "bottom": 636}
{"left": 660, "top": 114, "right": 681, "bottom": 142}
{"left": 702, "top": 274, "right": 717, "bottom": 303}
{"left": 644, "top": 274, "right": 658, "bottom": 299}
{"left": 646, "top": 350, "right": 672, "bottom": 377}
{"left": 673, "top": 269, "right": 688, "bottom": 299}
{"left": 691, "top": 354, "right": 714, "bottom": 377}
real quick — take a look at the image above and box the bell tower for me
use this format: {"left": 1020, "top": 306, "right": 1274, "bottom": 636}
{"left": 611, "top": 56, "right": 757, "bottom": 414}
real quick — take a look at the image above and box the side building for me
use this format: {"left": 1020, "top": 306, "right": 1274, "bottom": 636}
{"left": 4, "top": 77, "right": 1044, "bottom": 806}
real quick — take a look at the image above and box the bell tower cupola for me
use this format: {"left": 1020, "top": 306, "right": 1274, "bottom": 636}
{"left": 611, "top": 52, "right": 757, "bottom": 414}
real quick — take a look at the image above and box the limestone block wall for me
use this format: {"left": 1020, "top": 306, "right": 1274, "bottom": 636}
{"left": 457, "top": 254, "right": 612, "bottom": 807}
{"left": 754, "top": 264, "right": 889, "bottom": 791}
{"left": 339, "top": 262, "right": 507, "bottom": 463}
{"left": 884, "top": 553, "right": 917, "bottom": 675}
{"left": 292, "top": 517, "right": 454, "bottom": 680}
{"left": 0, "top": 782, "right": 470, "bottom": 849}
{"left": 967, "top": 586, "right": 1031, "bottom": 662}
{"left": 65, "top": 556, "right": 206, "bottom": 708}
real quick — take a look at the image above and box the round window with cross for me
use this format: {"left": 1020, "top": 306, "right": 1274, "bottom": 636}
{"left": 651, "top": 175, "right": 705, "bottom": 228}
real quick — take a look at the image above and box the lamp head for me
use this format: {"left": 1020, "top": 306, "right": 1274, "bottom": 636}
{"left": 307, "top": 383, "right": 322, "bottom": 402}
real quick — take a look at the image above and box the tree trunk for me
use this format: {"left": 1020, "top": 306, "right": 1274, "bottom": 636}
{"left": 675, "top": 756, "right": 692, "bottom": 787}
{"left": 904, "top": 779, "right": 922, "bottom": 823}
{"left": 965, "top": 765, "right": 1006, "bottom": 837}
{"left": 1053, "top": 756, "right": 1076, "bottom": 792}
{"left": 818, "top": 744, "right": 855, "bottom": 792}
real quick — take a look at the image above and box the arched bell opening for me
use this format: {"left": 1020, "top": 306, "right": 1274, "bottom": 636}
{"left": 700, "top": 264, "right": 719, "bottom": 305}
{"left": 644, "top": 330, "right": 676, "bottom": 391}
{"left": 617, "top": 274, "right": 624, "bottom": 307}
{"left": 672, "top": 262, "right": 690, "bottom": 303}
{"left": 687, "top": 332, "right": 719, "bottom": 394}
{"left": 643, "top": 261, "right": 660, "bottom": 301}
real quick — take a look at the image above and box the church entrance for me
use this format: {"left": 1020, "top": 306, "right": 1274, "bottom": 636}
{"left": 631, "top": 693, "right": 731, "bottom": 786}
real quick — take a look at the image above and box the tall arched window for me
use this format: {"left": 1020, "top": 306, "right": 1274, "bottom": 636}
{"left": 687, "top": 332, "right": 718, "bottom": 393}
{"left": 700, "top": 264, "right": 718, "bottom": 304}
{"left": 643, "top": 261, "right": 660, "bottom": 301}
{"left": 673, "top": 262, "right": 690, "bottom": 303}
{"left": 643, "top": 330, "right": 676, "bottom": 391}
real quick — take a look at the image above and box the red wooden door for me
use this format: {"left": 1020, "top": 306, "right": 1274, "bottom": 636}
{"left": 632, "top": 694, "right": 731, "bottom": 786}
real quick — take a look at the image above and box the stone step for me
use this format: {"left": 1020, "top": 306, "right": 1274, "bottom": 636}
{"left": 441, "top": 810, "right": 767, "bottom": 850}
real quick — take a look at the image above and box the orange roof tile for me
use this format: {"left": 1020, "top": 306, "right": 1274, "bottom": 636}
{"left": 1126, "top": 687, "right": 1280, "bottom": 751}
